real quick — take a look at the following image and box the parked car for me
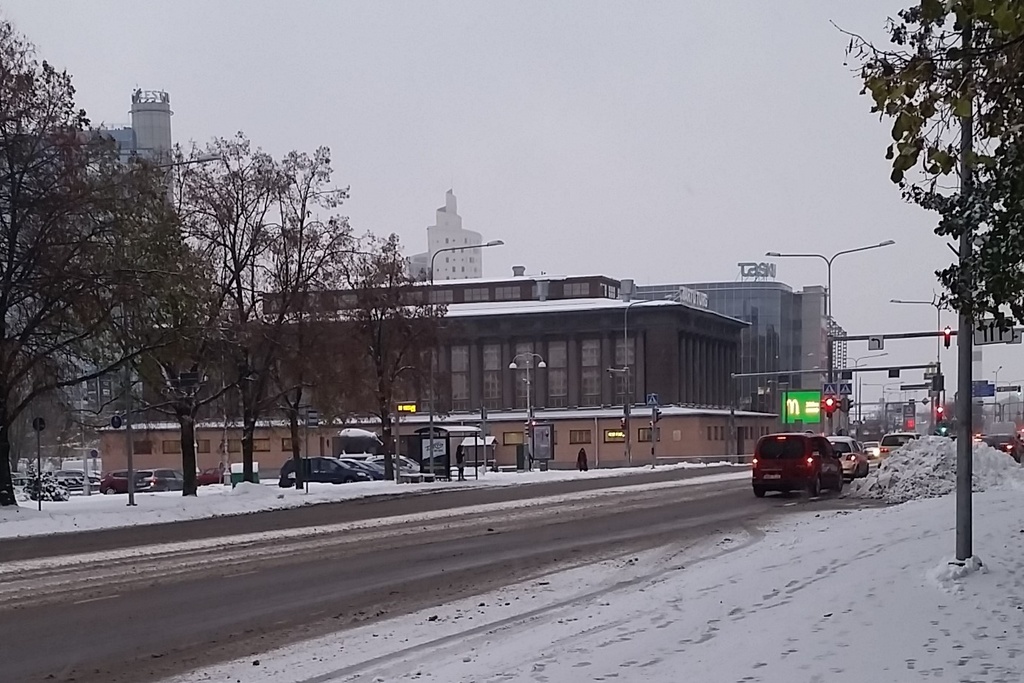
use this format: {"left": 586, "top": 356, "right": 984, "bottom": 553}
{"left": 364, "top": 454, "right": 420, "bottom": 475}
{"left": 827, "top": 436, "right": 871, "bottom": 479}
{"left": 100, "top": 469, "right": 183, "bottom": 494}
{"left": 196, "top": 467, "right": 226, "bottom": 486}
{"left": 338, "top": 458, "right": 386, "bottom": 480}
{"left": 752, "top": 432, "right": 845, "bottom": 498}
{"left": 135, "top": 469, "right": 185, "bottom": 492}
{"left": 879, "top": 432, "right": 920, "bottom": 458}
{"left": 278, "top": 456, "right": 374, "bottom": 488}
{"left": 981, "top": 434, "right": 1024, "bottom": 463}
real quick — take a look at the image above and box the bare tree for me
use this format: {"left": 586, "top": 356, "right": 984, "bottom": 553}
{"left": 342, "top": 233, "right": 445, "bottom": 480}
{"left": 0, "top": 21, "right": 191, "bottom": 505}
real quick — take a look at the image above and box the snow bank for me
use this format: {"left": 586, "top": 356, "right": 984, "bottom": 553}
{"left": 927, "top": 556, "right": 987, "bottom": 593}
{"left": 848, "top": 436, "right": 1024, "bottom": 503}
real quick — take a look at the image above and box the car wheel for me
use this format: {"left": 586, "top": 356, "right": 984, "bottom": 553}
{"left": 859, "top": 462, "right": 869, "bottom": 478}
{"left": 103, "top": 487, "right": 116, "bottom": 495}
{"left": 834, "top": 473, "right": 844, "bottom": 494}
{"left": 753, "top": 486, "right": 766, "bottom": 498}
{"left": 807, "top": 475, "right": 821, "bottom": 497}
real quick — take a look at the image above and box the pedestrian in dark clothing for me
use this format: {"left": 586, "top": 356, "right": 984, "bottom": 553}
{"left": 455, "top": 445, "right": 466, "bottom": 481}
{"left": 576, "top": 447, "right": 589, "bottom": 472}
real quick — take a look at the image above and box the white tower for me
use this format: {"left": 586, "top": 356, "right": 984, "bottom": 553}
{"left": 130, "top": 89, "right": 173, "bottom": 164}
{"left": 426, "top": 190, "right": 484, "bottom": 281}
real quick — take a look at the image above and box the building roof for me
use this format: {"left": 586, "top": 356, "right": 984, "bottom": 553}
{"left": 443, "top": 297, "right": 746, "bottom": 325}
{"left": 425, "top": 273, "right": 616, "bottom": 287}
{"left": 113, "top": 405, "right": 775, "bottom": 433}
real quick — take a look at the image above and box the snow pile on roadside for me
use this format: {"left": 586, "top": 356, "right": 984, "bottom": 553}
{"left": 229, "top": 481, "right": 284, "bottom": 498}
{"left": 849, "top": 436, "right": 1023, "bottom": 503}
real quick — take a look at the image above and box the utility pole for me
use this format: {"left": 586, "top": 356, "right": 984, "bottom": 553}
{"left": 955, "top": 21, "right": 975, "bottom": 562}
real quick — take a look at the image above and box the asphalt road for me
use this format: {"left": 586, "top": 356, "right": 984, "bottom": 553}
{"left": 0, "top": 470, "right": 874, "bottom": 683}
{"left": 1, "top": 465, "right": 743, "bottom": 562}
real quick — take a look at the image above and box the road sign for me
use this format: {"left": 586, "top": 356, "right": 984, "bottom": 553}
{"left": 823, "top": 382, "right": 838, "bottom": 396}
{"left": 782, "top": 390, "right": 822, "bottom": 425}
{"left": 974, "top": 319, "right": 1023, "bottom": 346}
{"left": 110, "top": 415, "right": 123, "bottom": 429}
{"left": 924, "top": 363, "right": 939, "bottom": 379}
{"left": 838, "top": 381, "right": 853, "bottom": 396}
{"left": 888, "top": 368, "right": 901, "bottom": 378}
{"left": 304, "top": 409, "right": 319, "bottom": 428}
{"left": 997, "top": 385, "right": 1022, "bottom": 393}
{"left": 397, "top": 402, "right": 417, "bottom": 413}
{"left": 868, "top": 336, "right": 884, "bottom": 351}
{"left": 902, "top": 403, "right": 916, "bottom": 417}
{"left": 89, "top": 449, "right": 99, "bottom": 459}
{"left": 31, "top": 417, "right": 45, "bottom": 432}
{"left": 646, "top": 393, "right": 659, "bottom": 406}
{"left": 900, "top": 382, "right": 930, "bottom": 390}
{"left": 972, "top": 380, "right": 996, "bottom": 398}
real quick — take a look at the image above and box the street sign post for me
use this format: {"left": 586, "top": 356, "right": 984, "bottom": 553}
{"left": 996, "top": 385, "right": 1022, "bottom": 393}
{"left": 974, "top": 319, "right": 1023, "bottom": 346}
{"left": 868, "top": 336, "right": 885, "bottom": 351}
{"left": 646, "top": 393, "right": 659, "bottom": 406}
{"left": 823, "top": 382, "right": 838, "bottom": 396}
{"left": 972, "top": 381, "right": 996, "bottom": 398}
{"left": 838, "top": 381, "right": 853, "bottom": 396}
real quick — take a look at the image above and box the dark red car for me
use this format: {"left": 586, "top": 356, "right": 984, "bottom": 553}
{"left": 196, "top": 467, "right": 226, "bottom": 486}
{"left": 752, "top": 432, "right": 845, "bottom": 498}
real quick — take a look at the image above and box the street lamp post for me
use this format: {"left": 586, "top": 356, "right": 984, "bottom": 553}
{"left": 510, "top": 353, "right": 546, "bottom": 470}
{"left": 767, "top": 240, "right": 895, "bottom": 435}
{"left": 993, "top": 366, "right": 1003, "bottom": 423}
{"left": 425, "top": 240, "right": 504, "bottom": 474}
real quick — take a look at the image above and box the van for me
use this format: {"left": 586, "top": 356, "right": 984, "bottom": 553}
{"left": 752, "top": 432, "right": 845, "bottom": 498}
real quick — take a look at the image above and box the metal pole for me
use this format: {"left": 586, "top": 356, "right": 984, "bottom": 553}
{"left": 303, "top": 411, "right": 309, "bottom": 494}
{"left": 125, "top": 364, "right": 136, "bottom": 507}
{"left": 623, "top": 306, "right": 632, "bottom": 466}
{"left": 526, "top": 361, "right": 533, "bottom": 471}
{"left": 826, "top": 260, "right": 835, "bottom": 436}
{"left": 478, "top": 406, "right": 487, "bottom": 478}
{"left": 955, "top": 20, "right": 974, "bottom": 562}
{"left": 80, "top": 399, "right": 90, "bottom": 497}
{"left": 35, "top": 428, "right": 41, "bottom": 512}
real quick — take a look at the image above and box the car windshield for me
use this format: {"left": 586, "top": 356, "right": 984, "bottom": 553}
{"left": 863, "top": 442, "right": 879, "bottom": 448}
{"left": 757, "top": 436, "right": 806, "bottom": 459}
{"left": 881, "top": 434, "right": 915, "bottom": 447}
{"left": 829, "top": 440, "right": 853, "bottom": 453}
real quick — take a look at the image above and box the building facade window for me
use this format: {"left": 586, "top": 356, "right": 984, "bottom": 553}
{"left": 513, "top": 342, "right": 534, "bottom": 409}
{"left": 569, "top": 429, "right": 592, "bottom": 444}
{"left": 162, "top": 440, "right": 181, "bottom": 454}
{"left": 547, "top": 340, "right": 568, "bottom": 407}
{"left": 134, "top": 440, "right": 153, "bottom": 455}
{"left": 429, "top": 289, "right": 454, "bottom": 304}
{"left": 197, "top": 440, "right": 211, "bottom": 453}
{"left": 253, "top": 438, "right": 271, "bottom": 452}
{"left": 450, "top": 344, "right": 470, "bottom": 411}
{"left": 464, "top": 287, "right": 489, "bottom": 302}
{"left": 483, "top": 343, "right": 502, "bottom": 410}
{"left": 638, "top": 427, "right": 659, "bottom": 443}
{"left": 581, "top": 339, "right": 601, "bottom": 406}
{"left": 613, "top": 337, "right": 635, "bottom": 400}
{"left": 282, "top": 438, "right": 293, "bottom": 451}
{"left": 495, "top": 286, "right": 522, "bottom": 300}
{"left": 564, "top": 282, "right": 590, "bottom": 298}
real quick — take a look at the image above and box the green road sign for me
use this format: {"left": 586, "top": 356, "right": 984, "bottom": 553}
{"left": 781, "top": 390, "right": 822, "bottom": 425}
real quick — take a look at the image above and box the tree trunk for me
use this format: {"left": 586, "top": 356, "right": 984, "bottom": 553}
{"left": 0, "top": 413, "right": 17, "bottom": 507}
{"left": 241, "top": 407, "right": 256, "bottom": 482}
{"left": 380, "top": 406, "right": 394, "bottom": 481}
{"left": 288, "top": 407, "right": 303, "bottom": 488}
{"left": 179, "top": 408, "right": 199, "bottom": 496}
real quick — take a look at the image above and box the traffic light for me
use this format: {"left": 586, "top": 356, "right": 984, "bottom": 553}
{"left": 935, "top": 404, "right": 945, "bottom": 420}
{"left": 839, "top": 396, "right": 853, "bottom": 413}
{"left": 620, "top": 416, "right": 627, "bottom": 429}
{"left": 821, "top": 395, "right": 838, "bottom": 416}
{"left": 652, "top": 406, "right": 662, "bottom": 423}
{"left": 943, "top": 326, "right": 952, "bottom": 348}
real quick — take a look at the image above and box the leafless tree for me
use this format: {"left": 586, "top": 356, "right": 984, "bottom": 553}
{"left": 0, "top": 21, "right": 191, "bottom": 506}
{"left": 342, "top": 233, "right": 445, "bottom": 480}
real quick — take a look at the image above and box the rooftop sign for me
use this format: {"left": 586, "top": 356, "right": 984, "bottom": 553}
{"left": 738, "top": 262, "right": 777, "bottom": 281}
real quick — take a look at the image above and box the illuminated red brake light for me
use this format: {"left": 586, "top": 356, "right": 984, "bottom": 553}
{"left": 806, "top": 457, "right": 814, "bottom": 465}
{"left": 751, "top": 457, "right": 759, "bottom": 466}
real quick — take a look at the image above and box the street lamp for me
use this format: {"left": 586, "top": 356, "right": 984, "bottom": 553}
{"left": 510, "top": 353, "right": 546, "bottom": 470}
{"left": 425, "top": 239, "right": 505, "bottom": 472}
{"left": 767, "top": 240, "right": 895, "bottom": 435}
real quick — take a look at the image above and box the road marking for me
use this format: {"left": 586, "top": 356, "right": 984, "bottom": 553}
{"left": 233, "top": 570, "right": 258, "bottom": 577}
{"left": 73, "top": 594, "right": 118, "bottom": 605}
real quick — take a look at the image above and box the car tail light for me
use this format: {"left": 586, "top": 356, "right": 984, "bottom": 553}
{"left": 1004, "top": 444, "right": 1014, "bottom": 452}
{"left": 751, "top": 457, "right": 759, "bottom": 466}
{"left": 880, "top": 447, "right": 889, "bottom": 454}
{"left": 806, "top": 456, "right": 814, "bottom": 466}
{"left": 847, "top": 454, "right": 857, "bottom": 461}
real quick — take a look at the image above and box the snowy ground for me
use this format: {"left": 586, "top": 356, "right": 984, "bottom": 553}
{"left": 173, "top": 440, "right": 1024, "bottom": 683}
{"left": 0, "top": 461, "right": 743, "bottom": 539}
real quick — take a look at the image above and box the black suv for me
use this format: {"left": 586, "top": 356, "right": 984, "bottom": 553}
{"left": 278, "top": 457, "right": 374, "bottom": 488}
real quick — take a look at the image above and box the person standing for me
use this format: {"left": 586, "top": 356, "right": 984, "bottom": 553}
{"left": 576, "top": 447, "right": 589, "bottom": 472}
{"left": 455, "top": 444, "right": 466, "bottom": 481}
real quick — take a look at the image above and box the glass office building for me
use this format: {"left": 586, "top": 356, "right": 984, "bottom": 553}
{"left": 637, "top": 281, "right": 839, "bottom": 413}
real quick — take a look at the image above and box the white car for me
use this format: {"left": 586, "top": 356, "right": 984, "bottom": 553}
{"left": 862, "top": 441, "right": 881, "bottom": 461}
{"left": 366, "top": 454, "right": 420, "bottom": 474}
{"left": 879, "top": 432, "right": 920, "bottom": 458}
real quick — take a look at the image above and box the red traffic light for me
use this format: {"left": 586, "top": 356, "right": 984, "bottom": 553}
{"left": 821, "top": 396, "right": 838, "bottom": 415}
{"left": 943, "top": 326, "right": 952, "bottom": 348}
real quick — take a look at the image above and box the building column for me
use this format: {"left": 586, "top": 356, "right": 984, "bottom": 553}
{"left": 567, "top": 335, "right": 580, "bottom": 408}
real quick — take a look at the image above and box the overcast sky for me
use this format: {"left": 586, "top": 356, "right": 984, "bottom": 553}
{"left": 5, "top": 0, "right": 1021, "bottom": 402}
